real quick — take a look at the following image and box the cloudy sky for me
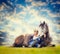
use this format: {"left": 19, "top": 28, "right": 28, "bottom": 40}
{"left": 0, "top": 0, "right": 60, "bottom": 45}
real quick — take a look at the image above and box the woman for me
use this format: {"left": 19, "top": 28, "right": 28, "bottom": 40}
{"left": 28, "top": 30, "right": 41, "bottom": 47}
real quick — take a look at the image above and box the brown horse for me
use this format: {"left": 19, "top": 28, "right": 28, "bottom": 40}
{"left": 13, "top": 34, "right": 33, "bottom": 47}
{"left": 13, "top": 35, "right": 24, "bottom": 47}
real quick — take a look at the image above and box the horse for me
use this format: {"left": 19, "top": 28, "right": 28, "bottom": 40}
{"left": 39, "top": 21, "right": 55, "bottom": 47}
{"left": 13, "top": 34, "right": 33, "bottom": 47}
{"left": 13, "top": 35, "right": 24, "bottom": 47}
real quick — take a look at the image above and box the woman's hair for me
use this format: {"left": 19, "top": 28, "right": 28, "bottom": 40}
{"left": 34, "top": 30, "right": 38, "bottom": 33}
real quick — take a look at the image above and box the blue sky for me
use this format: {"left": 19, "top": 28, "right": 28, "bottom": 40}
{"left": 0, "top": 0, "right": 60, "bottom": 45}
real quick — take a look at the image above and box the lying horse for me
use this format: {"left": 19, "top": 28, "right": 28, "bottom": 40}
{"left": 13, "top": 34, "right": 33, "bottom": 47}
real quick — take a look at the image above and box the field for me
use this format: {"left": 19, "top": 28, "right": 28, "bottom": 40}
{"left": 0, "top": 46, "right": 60, "bottom": 54}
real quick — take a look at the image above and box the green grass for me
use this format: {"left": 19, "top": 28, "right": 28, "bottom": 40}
{"left": 0, "top": 46, "right": 60, "bottom": 54}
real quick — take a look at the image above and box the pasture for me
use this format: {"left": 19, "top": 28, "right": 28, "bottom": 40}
{"left": 0, "top": 46, "right": 60, "bottom": 54}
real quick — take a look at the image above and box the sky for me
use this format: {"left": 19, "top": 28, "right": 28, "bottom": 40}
{"left": 0, "top": 0, "right": 60, "bottom": 46}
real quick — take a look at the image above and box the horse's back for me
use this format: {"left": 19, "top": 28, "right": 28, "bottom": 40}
{"left": 23, "top": 34, "right": 33, "bottom": 47}
{"left": 13, "top": 35, "right": 24, "bottom": 47}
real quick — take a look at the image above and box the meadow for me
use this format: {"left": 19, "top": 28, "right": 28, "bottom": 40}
{"left": 0, "top": 46, "right": 60, "bottom": 54}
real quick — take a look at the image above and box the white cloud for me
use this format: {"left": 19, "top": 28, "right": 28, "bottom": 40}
{"left": 40, "top": 9, "right": 60, "bottom": 17}
{"left": 0, "top": 5, "right": 4, "bottom": 11}
{"left": 51, "top": 0, "right": 60, "bottom": 5}
{"left": 7, "top": 0, "right": 13, "bottom": 5}
{"left": 25, "top": 0, "right": 33, "bottom": 2}
{"left": 2, "top": 2, "right": 11, "bottom": 9}
{"left": 56, "top": 1, "right": 60, "bottom": 4}
{"left": 25, "top": 0, "right": 47, "bottom": 7}
{"left": 31, "top": 1, "right": 47, "bottom": 7}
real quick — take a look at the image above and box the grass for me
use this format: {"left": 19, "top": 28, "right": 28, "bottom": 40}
{"left": 0, "top": 46, "right": 60, "bottom": 54}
